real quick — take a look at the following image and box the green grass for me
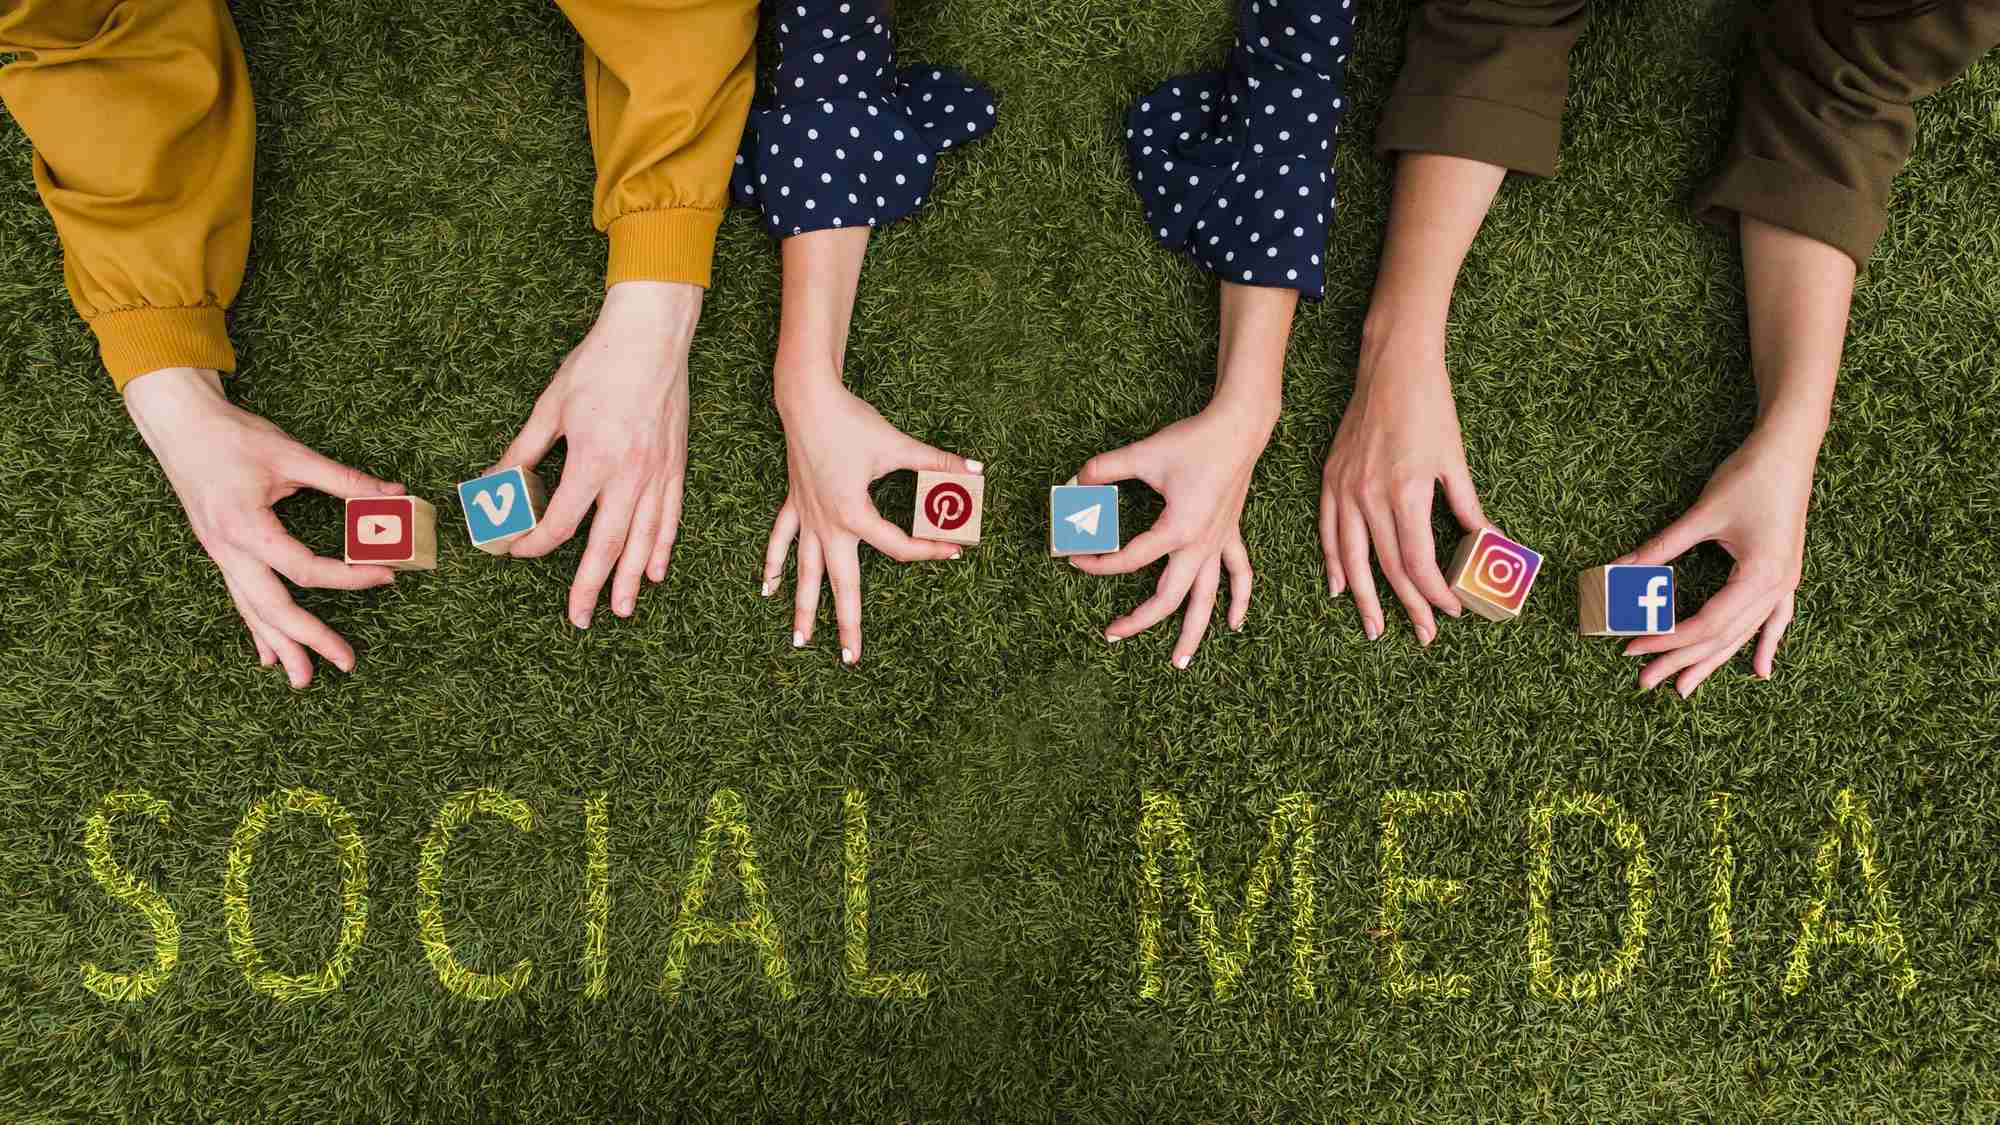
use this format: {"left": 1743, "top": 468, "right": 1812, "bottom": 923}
{"left": 2, "top": 1, "right": 1998, "bottom": 1120}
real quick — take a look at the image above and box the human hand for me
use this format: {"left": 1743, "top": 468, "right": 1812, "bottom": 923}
{"left": 1615, "top": 417, "right": 1822, "bottom": 696}
{"left": 497, "top": 281, "right": 698, "bottom": 628}
{"left": 763, "top": 359, "right": 973, "bottom": 665}
{"left": 1067, "top": 398, "right": 1273, "bottom": 667}
{"left": 123, "top": 367, "right": 403, "bottom": 688}
{"left": 1319, "top": 331, "right": 1485, "bottom": 645}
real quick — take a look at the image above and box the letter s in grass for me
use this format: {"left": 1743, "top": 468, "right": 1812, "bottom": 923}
{"left": 80, "top": 791, "right": 180, "bottom": 1002}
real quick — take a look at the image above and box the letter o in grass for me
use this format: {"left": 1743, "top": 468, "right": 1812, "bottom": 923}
{"left": 223, "top": 788, "right": 369, "bottom": 1001}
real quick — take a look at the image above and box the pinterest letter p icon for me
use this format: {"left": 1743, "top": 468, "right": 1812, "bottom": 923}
{"left": 912, "top": 471, "right": 985, "bottom": 546}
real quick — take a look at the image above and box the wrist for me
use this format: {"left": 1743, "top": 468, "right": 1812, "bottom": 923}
{"left": 773, "top": 345, "right": 844, "bottom": 418}
{"left": 1207, "top": 380, "right": 1281, "bottom": 437}
{"left": 1752, "top": 396, "right": 1831, "bottom": 448}
{"left": 600, "top": 281, "right": 702, "bottom": 349}
{"left": 122, "top": 366, "right": 227, "bottom": 421}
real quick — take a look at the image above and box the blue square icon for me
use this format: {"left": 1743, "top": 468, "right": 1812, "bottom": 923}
{"left": 1050, "top": 484, "right": 1120, "bottom": 557}
{"left": 458, "top": 466, "right": 541, "bottom": 550}
{"left": 1605, "top": 565, "right": 1675, "bottom": 635}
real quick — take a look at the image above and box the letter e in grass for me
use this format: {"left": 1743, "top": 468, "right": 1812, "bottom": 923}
{"left": 1377, "top": 791, "right": 1472, "bottom": 1000}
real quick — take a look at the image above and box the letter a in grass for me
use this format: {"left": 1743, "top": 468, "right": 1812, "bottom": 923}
{"left": 661, "top": 790, "right": 796, "bottom": 1001}
{"left": 1784, "top": 789, "right": 1918, "bottom": 999}
{"left": 1136, "top": 789, "right": 1317, "bottom": 1001}
{"left": 80, "top": 792, "right": 181, "bottom": 1002}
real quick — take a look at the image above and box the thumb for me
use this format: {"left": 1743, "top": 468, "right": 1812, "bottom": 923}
{"left": 285, "top": 444, "right": 400, "bottom": 499}
{"left": 900, "top": 436, "right": 981, "bottom": 476}
{"left": 1075, "top": 444, "right": 1146, "bottom": 487}
{"left": 1441, "top": 463, "right": 1489, "bottom": 532}
{"left": 1617, "top": 505, "right": 1717, "bottom": 566}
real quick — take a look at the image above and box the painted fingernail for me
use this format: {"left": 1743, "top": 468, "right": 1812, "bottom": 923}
{"left": 841, "top": 647, "right": 856, "bottom": 665}
{"left": 792, "top": 631, "right": 805, "bottom": 648}
{"left": 1173, "top": 654, "right": 1190, "bottom": 670}
{"left": 1106, "top": 632, "right": 1122, "bottom": 644}
{"left": 966, "top": 459, "right": 984, "bottom": 473}
{"left": 950, "top": 550, "right": 962, "bottom": 561}
{"left": 1063, "top": 475, "right": 1079, "bottom": 487}
{"left": 761, "top": 577, "right": 777, "bottom": 597}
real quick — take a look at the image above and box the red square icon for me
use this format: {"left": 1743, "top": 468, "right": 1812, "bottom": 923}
{"left": 346, "top": 496, "right": 416, "bottom": 563}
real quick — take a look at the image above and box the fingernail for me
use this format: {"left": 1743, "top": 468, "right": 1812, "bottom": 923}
{"left": 1418, "top": 624, "right": 1435, "bottom": 647}
{"left": 841, "top": 647, "right": 856, "bottom": 665}
{"left": 1063, "top": 475, "right": 1079, "bottom": 487}
{"left": 1106, "top": 632, "right": 1122, "bottom": 644}
{"left": 1677, "top": 685, "right": 1693, "bottom": 700}
{"left": 950, "top": 550, "right": 962, "bottom": 561}
{"left": 792, "top": 631, "right": 805, "bottom": 648}
{"left": 617, "top": 597, "right": 634, "bottom": 616}
{"left": 1445, "top": 605, "right": 1463, "bottom": 619}
{"left": 761, "top": 577, "right": 777, "bottom": 597}
{"left": 1364, "top": 620, "right": 1381, "bottom": 641}
{"left": 574, "top": 611, "right": 591, "bottom": 630}
{"left": 1173, "top": 654, "right": 1190, "bottom": 670}
{"left": 966, "top": 459, "right": 984, "bottom": 473}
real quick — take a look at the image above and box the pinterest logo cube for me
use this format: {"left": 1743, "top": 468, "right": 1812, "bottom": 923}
{"left": 344, "top": 496, "right": 438, "bottom": 571}
{"left": 912, "top": 470, "right": 984, "bottom": 546}
{"left": 1446, "top": 527, "right": 1543, "bottom": 621}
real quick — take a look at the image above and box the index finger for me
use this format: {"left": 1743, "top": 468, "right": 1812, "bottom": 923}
{"left": 242, "top": 511, "right": 396, "bottom": 591}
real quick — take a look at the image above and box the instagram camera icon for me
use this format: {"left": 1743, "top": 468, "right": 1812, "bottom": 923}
{"left": 1447, "top": 527, "right": 1544, "bottom": 621}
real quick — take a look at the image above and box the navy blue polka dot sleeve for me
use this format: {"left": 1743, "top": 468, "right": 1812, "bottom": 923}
{"left": 1128, "top": 0, "right": 1354, "bottom": 298}
{"left": 731, "top": 1, "right": 997, "bottom": 238}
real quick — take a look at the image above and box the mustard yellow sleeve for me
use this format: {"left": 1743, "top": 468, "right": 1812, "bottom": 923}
{"left": 556, "top": 0, "right": 760, "bottom": 290}
{"left": 0, "top": 0, "right": 252, "bottom": 389}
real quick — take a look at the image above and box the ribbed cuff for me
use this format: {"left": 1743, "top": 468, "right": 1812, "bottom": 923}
{"left": 90, "top": 305, "right": 237, "bottom": 391}
{"left": 605, "top": 208, "right": 725, "bottom": 290}
{"left": 1692, "top": 153, "right": 1884, "bottom": 271}
{"left": 1374, "top": 93, "right": 1563, "bottom": 179}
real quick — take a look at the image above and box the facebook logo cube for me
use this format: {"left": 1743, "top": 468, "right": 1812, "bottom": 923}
{"left": 1581, "top": 564, "right": 1676, "bottom": 636}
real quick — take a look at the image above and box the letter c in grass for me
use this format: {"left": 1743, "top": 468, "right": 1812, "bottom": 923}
{"left": 417, "top": 788, "right": 538, "bottom": 1000}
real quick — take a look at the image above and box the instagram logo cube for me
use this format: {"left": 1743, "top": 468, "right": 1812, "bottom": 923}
{"left": 1579, "top": 564, "right": 1675, "bottom": 636}
{"left": 912, "top": 470, "right": 985, "bottom": 546}
{"left": 1446, "top": 527, "right": 1544, "bottom": 621}
{"left": 344, "top": 496, "right": 437, "bottom": 570}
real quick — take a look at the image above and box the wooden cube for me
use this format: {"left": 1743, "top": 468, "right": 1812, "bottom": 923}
{"left": 344, "top": 496, "right": 437, "bottom": 570}
{"left": 913, "top": 470, "right": 984, "bottom": 546}
{"left": 1579, "top": 564, "right": 1676, "bottom": 636}
{"left": 456, "top": 466, "right": 548, "bottom": 555}
{"left": 1050, "top": 483, "right": 1120, "bottom": 557}
{"left": 1445, "top": 526, "right": 1544, "bottom": 621}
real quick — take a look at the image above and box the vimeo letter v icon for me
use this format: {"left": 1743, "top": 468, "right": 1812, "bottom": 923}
{"left": 473, "top": 482, "right": 517, "bottom": 526}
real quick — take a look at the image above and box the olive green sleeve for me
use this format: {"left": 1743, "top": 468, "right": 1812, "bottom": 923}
{"left": 1693, "top": 1, "right": 2000, "bottom": 268}
{"left": 1374, "top": 0, "right": 1591, "bottom": 178}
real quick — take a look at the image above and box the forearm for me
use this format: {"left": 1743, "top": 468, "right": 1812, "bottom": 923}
{"left": 774, "top": 228, "right": 873, "bottom": 404}
{"left": 1740, "top": 216, "right": 1853, "bottom": 440}
{"left": 1213, "top": 282, "right": 1295, "bottom": 434}
{"left": 1358, "top": 154, "right": 1507, "bottom": 360}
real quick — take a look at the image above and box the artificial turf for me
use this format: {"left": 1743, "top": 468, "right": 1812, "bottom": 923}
{"left": 2, "top": 0, "right": 1998, "bottom": 1120}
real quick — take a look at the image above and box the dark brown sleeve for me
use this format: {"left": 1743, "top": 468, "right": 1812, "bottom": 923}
{"left": 1374, "top": 0, "right": 1591, "bottom": 177}
{"left": 1693, "top": 1, "right": 2000, "bottom": 268}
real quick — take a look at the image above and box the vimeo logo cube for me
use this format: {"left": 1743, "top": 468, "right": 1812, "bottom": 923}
{"left": 1580, "top": 564, "right": 1675, "bottom": 636}
{"left": 458, "top": 466, "right": 547, "bottom": 555}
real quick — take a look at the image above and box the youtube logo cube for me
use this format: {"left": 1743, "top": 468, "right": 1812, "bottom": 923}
{"left": 344, "top": 496, "right": 437, "bottom": 570}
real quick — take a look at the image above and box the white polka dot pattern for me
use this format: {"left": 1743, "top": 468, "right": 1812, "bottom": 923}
{"left": 731, "top": 0, "right": 997, "bottom": 238}
{"left": 1126, "top": 0, "right": 1353, "bottom": 298}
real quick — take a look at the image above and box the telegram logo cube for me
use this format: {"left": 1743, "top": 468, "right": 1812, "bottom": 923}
{"left": 344, "top": 496, "right": 436, "bottom": 570}
{"left": 1579, "top": 564, "right": 1676, "bottom": 636}
{"left": 1445, "top": 526, "right": 1543, "bottom": 621}
{"left": 457, "top": 466, "right": 548, "bottom": 555}
{"left": 1050, "top": 484, "right": 1120, "bottom": 557}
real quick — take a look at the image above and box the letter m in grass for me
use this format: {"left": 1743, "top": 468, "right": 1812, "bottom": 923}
{"left": 1136, "top": 789, "right": 1317, "bottom": 1001}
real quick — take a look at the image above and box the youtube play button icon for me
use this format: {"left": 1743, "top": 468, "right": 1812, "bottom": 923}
{"left": 344, "top": 496, "right": 438, "bottom": 570}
